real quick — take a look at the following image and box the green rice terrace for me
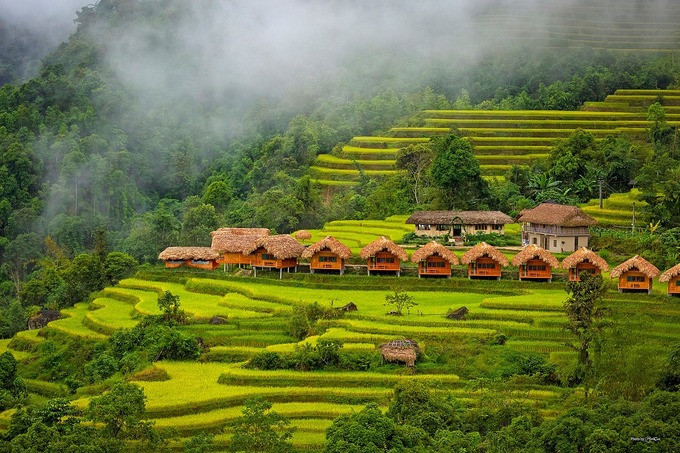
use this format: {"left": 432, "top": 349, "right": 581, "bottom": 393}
{"left": 477, "top": 0, "right": 680, "bottom": 52}
{"left": 2, "top": 269, "right": 679, "bottom": 451}
{"left": 310, "top": 89, "right": 680, "bottom": 186}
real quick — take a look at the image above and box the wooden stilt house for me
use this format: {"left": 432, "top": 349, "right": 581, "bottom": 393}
{"left": 611, "top": 255, "right": 660, "bottom": 294}
{"left": 301, "top": 236, "right": 352, "bottom": 275}
{"left": 244, "top": 235, "right": 305, "bottom": 279}
{"left": 660, "top": 264, "right": 680, "bottom": 297}
{"left": 560, "top": 247, "right": 609, "bottom": 281}
{"left": 512, "top": 244, "right": 559, "bottom": 282}
{"left": 411, "top": 241, "right": 459, "bottom": 278}
{"left": 158, "top": 247, "right": 220, "bottom": 270}
{"left": 210, "top": 228, "right": 270, "bottom": 270}
{"left": 360, "top": 237, "right": 408, "bottom": 276}
{"left": 460, "top": 242, "right": 509, "bottom": 280}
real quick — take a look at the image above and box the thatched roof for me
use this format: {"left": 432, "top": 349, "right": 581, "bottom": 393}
{"left": 301, "top": 235, "right": 352, "bottom": 259}
{"left": 411, "top": 241, "right": 459, "bottom": 264}
{"left": 379, "top": 339, "right": 420, "bottom": 367}
{"left": 610, "top": 255, "right": 660, "bottom": 278}
{"left": 295, "top": 230, "right": 312, "bottom": 240}
{"left": 360, "top": 236, "right": 408, "bottom": 261}
{"left": 660, "top": 263, "right": 680, "bottom": 283}
{"left": 460, "top": 242, "right": 509, "bottom": 266}
{"left": 210, "top": 228, "right": 270, "bottom": 253}
{"left": 244, "top": 234, "right": 305, "bottom": 260}
{"left": 517, "top": 202, "right": 598, "bottom": 227}
{"left": 406, "top": 210, "right": 513, "bottom": 225}
{"left": 511, "top": 244, "right": 559, "bottom": 268}
{"left": 560, "top": 247, "right": 609, "bottom": 271}
{"left": 158, "top": 247, "right": 219, "bottom": 261}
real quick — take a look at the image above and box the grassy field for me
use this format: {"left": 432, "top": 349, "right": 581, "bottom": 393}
{"left": 310, "top": 88, "right": 678, "bottom": 186}
{"left": 3, "top": 264, "right": 680, "bottom": 451}
{"left": 580, "top": 188, "right": 649, "bottom": 227}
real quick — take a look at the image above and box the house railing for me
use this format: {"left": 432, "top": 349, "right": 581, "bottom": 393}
{"left": 523, "top": 225, "right": 590, "bottom": 236}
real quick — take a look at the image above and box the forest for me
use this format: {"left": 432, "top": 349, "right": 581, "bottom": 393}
{"left": 1, "top": 0, "right": 680, "bottom": 451}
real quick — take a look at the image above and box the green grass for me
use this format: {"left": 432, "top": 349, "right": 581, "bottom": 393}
{"left": 47, "top": 303, "right": 108, "bottom": 340}
{"left": 580, "top": 189, "right": 649, "bottom": 226}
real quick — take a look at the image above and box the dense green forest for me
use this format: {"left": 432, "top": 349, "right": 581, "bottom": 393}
{"left": 1, "top": 0, "right": 680, "bottom": 451}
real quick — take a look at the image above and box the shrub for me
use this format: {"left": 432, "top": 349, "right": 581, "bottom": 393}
{"left": 316, "top": 339, "right": 342, "bottom": 367}
{"left": 339, "top": 352, "right": 377, "bottom": 371}
{"left": 85, "top": 353, "right": 118, "bottom": 382}
{"left": 248, "top": 351, "right": 287, "bottom": 371}
{"left": 287, "top": 306, "right": 312, "bottom": 341}
{"left": 291, "top": 343, "right": 322, "bottom": 371}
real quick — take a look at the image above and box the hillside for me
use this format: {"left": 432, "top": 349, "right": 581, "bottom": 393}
{"left": 310, "top": 89, "right": 680, "bottom": 185}
{"left": 2, "top": 270, "right": 679, "bottom": 450}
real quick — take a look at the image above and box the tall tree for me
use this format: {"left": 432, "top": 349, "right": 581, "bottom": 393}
{"left": 430, "top": 135, "right": 489, "bottom": 209}
{"left": 563, "top": 272, "right": 609, "bottom": 401}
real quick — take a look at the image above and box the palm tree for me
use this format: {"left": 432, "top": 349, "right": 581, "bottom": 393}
{"left": 528, "top": 173, "right": 562, "bottom": 201}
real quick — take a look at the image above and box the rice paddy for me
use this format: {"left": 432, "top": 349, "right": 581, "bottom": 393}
{"left": 3, "top": 264, "right": 679, "bottom": 451}
{"left": 311, "top": 88, "right": 679, "bottom": 186}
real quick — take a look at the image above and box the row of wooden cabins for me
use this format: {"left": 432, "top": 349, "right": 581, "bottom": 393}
{"left": 159, "top": 230, "right": 680, "bottom": 296}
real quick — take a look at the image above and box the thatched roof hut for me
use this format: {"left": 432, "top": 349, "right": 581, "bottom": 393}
{"left": 660, "top": 263, "right": 680, "bottom": 283}
{"left": 560, "top": 247, "right": 609, "bottom": 271}
{"left": 460, "top": 242, "right": 509, "bottom": 266}
{"left": 360, "top": 237, "right": 408, "bottom": 261}
{"left": 610, "top": 255, "right": 660, "bottom": 278}
{"left": 301, "top": 236, "right": 352, "bottom": 259}
{"left": 511, "top": 244, "right": 559, "bottom": 267}
{"left": 517, "top": 202, "right": 598, "bottom": 227}
{"left": 210, "top": 228, "right": 270, "bottom": 253}
{"left": 411, "top": 241, "right": 459, "bottom": 265}
{"left": 244, "top": 235, "right": 305, "bottom": 259}
{"left": 379, "top": 339, "right": 420, "bottom": 367}
{"left": 406, "top": 210, "right": 513, "bottom": 226}
{"left": 158, "top": 247, "right": 220, "bottom": 261}
{"left": 295, "top": 230, "right": 312, "bottom": 240}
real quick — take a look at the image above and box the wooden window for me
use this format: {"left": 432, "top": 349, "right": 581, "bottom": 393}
{"left": 377, "top": 257, "right": 395, "bottom": 263}
{"left": 169, "top": 260, "right": 184, "bottom": 264}
{"left": 475, "top": 224, "right": 486, "bottom": 230}
{"left": 478, "top": 262, "right": 495, "bottom": 269}
{"left": 262, "top": 253, "right": 275, "bottom": 260}
{"left": 528, "top": 265, "right": 547, "bottom": 271}
{"left": 553, "top": 240, "right": 557, "bottom": 247}
{"left": 319, "top": 256, "right": 337, "bottom": 263}
{"left": 491, "top": 224, "right": 503, "bottom": 230}
{"left": 436, "top": 224, "right": 449, "bottom": 231}
{"left": 626, "top": 276, "right": 645, "bottom": 282}
{"left": 192, "top": 260, "right": 210, "bottom": 264}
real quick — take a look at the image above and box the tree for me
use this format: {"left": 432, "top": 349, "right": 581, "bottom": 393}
{"left": 563, "top": 272, "right": 609, "bottom": 400}
{"left": 287, "top": 305, "right": 312, "bottom": 340}
{"left": 230, "top": 397, "right": 294, "bottom": 453}
{"left": 430, "top": 135, "right": 490, "bottom": 209}
{"left": 384, "top": 290, "right": 417, "bottom": 315}
{"left": 203, "top": 180, "right": 232, "bottom": 211}
{"left": 103, "top": 251, "right": 138, "bottom": 284}
{"left": 157, "top": 291, "right": 182, "bottom": 322}
{"left": 86, "top": 382, "right": 158, "bottom": 445}
{"left": 181, "top": 203, "right": 219, "bottom": 246}
{"left": 0, "top": 351, "right": 26, "bottom": 411}
{"left": 396, "top": 144, "right": 434, "bottom": 205}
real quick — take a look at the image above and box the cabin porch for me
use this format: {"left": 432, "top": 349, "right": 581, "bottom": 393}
{"left": 668, "top": 276, "right": 680, "bottom": 296}
{"left": 417, "top": 255, "right": 451, "bottom": 278}
{"left": 519, "top": 258, "right": 553, "bottom": 282}
{"left": 617, "top": 269, "right": 653, "bottom": 294}
{"left": 310, "top": 251, "right": 345, "bottom": 275}
{"left": 467, "top": 257, "right": 501, "bottom": 280}
{"left": 568, "top": 261, "right": 601, "bottom": 282}
{"left": 367, "top": 251, "right": 401, "bottom": 276}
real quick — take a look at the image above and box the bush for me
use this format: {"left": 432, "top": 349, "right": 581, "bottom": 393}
{"left": 287, "top": 306, "right": 312, "bottom": 341}
{"left": 339, "top": 352, "right": 377, "bottom": 371}
{"left": 248, "top": 351, "right": 287, "bottom": 371}
{"left": 85, "top": 353, "right": 118, "bottom": 382}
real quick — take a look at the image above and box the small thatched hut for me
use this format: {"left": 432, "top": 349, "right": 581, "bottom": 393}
{"left": 244, "top": 235, "right": 305, "bottom": 278}
{"left": 611, "top": 255, "right": 660, "bottom": 294}
{"left": 411, "top": 241, "right": 459, "bottom": 278}
{"left": 158, "top": 247, "right": 220, "bottom": 270}
{"left": 210, "top": 228, "right": 270, "bottom": 268}
{"left": 560, "top": 247, "right": 609, "bottom": 281}
{"left": 379, "top": 339, "right": 420, "bottom": 367}
{"left": 301, "top": 235, "right": 352, "bottom": 275}
{"left": 295, "top": 230, "right": 312, "bottom": 240}
{"left": 660, "top": 263, "right": 680, "bottom": 296}
{"left": 512, "top": 244, "right": 559, "bottom": 282}
{"left": 360, "top": 237, "right": 408, "bottom": 276}
{"left": 460, "top": 242, "right": 509, "bottom": 280}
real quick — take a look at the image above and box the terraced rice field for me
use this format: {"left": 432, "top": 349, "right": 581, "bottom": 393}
{"left": 294, "top": 214, "right": 414, "bottom": 253}
{"left": 476, "top": 0, "right": 680, "bottom": 53}
{"left": 580, "top": 188, "right": 649, "bottom": 227}
{"left": 310, "top": 89, "right": 680, "bottom": 186}
{"left": 3, "top": 268, "right": 679, "bottom": 450}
